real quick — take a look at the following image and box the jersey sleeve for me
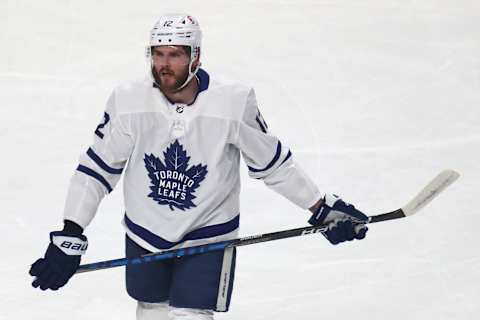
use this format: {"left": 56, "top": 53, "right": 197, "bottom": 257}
{"left": 63, "top": 90, "right": 134, "bottom": 228}
{"left": 235, "top": 89, "right": 322, "bottom": 210}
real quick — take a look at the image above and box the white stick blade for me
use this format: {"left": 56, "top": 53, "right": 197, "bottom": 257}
{"left": 402, "top": 169, "right": 460, "bottom": 216}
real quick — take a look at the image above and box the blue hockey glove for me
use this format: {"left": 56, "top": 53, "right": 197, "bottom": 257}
{"left": 29, "top": 221, "right": 88, "bottom": 291}
{"left": 308, "top": 194, "right": 368, "bottom": 245}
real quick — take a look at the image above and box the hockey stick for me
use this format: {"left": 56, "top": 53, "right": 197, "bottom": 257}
{"left": 76, "top": 169, "right": 460, "bottom": 274}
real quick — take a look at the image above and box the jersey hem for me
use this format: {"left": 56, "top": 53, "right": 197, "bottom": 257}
{"left": 122, "top": 213, "right": 240, "bottom": 251}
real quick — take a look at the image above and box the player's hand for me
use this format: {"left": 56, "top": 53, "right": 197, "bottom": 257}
{"left": 308, "top": 194, "right": 368, "bottom": 245}
{"left": 29, "top": 222, "right": 88, "bottom": 291}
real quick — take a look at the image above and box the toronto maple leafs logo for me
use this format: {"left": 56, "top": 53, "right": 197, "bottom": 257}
{"left": 144, "top": 140, "right": 208, "bottom": 211}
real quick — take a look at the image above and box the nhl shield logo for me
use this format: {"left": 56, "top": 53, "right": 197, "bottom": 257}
{"left": 144, "top": 140, "right": 208, "bottom": 211}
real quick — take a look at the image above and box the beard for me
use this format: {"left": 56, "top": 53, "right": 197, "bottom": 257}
{"left": 152, "top": 66, "right": 190, "bottom": 93}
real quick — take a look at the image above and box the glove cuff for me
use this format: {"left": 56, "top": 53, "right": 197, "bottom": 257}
{"left": 62, "top": 220, "right": 84, "bottom": 236}
{"left": 308, "top": 194, "right": 335, "bottom": 226}
{"left": 50, "top": 232, "right": 88, "bottom": 256}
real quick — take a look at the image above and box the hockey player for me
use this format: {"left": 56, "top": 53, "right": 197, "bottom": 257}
{"left": 29, "top": 14, "right": 369, "bottom": 320}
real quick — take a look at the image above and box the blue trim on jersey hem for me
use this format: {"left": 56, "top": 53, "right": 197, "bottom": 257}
{"left": 124, "top": 213, "right": 240, "bottom": 250}
{"left": 87, "top": 148, "right": 124, "bottom": 174}
{"left": 76, "top": 165, "right": 113, "bottom": 193}
{"left": 248, "top": 141, "right": 282, "bottom": 173}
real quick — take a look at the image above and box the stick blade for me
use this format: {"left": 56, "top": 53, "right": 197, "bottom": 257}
{"left": 402, "top": 169, "right": 460, "bottom": 217}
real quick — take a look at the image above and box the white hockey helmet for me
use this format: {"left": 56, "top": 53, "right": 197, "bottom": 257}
{"left": 147, "top": 14, "right": 202, "bottom": 90}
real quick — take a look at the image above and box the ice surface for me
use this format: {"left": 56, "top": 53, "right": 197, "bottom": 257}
{"left": 1, "top": 0, "right": 479, "bottom": 319}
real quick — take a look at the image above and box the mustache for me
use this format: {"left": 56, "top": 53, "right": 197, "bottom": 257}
{"left": 158, "top": 68, "right": 174, "bottom": 75}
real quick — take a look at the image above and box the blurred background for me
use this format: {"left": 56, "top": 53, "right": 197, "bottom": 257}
{"left": 1, "top": 1, "right": 479, "bottom": 319}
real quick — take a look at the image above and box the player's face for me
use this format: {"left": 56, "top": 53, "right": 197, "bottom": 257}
{"left": 151, "top": 46, "right": 191, "bottom": 92}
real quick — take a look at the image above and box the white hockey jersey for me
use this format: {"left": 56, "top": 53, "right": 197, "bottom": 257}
{"left": 63, "top": 69, "right": 321, "bottom": 252}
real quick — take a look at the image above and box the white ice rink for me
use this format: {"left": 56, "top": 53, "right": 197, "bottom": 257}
{"left": 1, "top": 0, "right": 479, "bottom": 319}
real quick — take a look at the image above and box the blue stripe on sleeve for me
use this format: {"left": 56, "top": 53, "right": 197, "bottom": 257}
{"left": 76, "top": 165, "right": 113, "bottom": 193}
{"left": 87, "top": 148, "right": 123, "bottom": 174}
{"left": 248, "top": 141, "right": 282, "bottom": 173}
{"left": 280, "top": 150, "right": 292, "bottom": 165}
{"left": 124, "top": 214, "right": 240, "bottom": 250}
{"left": 255, "top": 116, "right": 267, "bottom": 133}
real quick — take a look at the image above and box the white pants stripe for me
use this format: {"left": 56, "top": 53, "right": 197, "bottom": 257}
{"left": 215, "top": 247, "right": 234, "bottom": 312}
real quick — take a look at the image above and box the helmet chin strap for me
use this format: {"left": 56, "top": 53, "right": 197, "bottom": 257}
{"left": 174, "top": 59, "right": 201, "bottom": 92}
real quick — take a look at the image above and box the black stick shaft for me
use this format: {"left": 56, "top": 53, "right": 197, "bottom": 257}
{"left": 76, "top": 211, "right": 402, "bottom": 274}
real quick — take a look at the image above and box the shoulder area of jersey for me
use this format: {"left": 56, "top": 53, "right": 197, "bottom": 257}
{"left": 106, "top": 70, "right": 255, "bottom": 110}
{"left": 108, "top": 72, "right": 253, "bottom": 95}
{"left": 207, "top": 71, "right": 254, "bottom": 96}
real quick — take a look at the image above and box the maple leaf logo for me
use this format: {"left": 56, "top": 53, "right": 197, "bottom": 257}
{"left": 144, "top": 140, "right": 208, "bottom": 211}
